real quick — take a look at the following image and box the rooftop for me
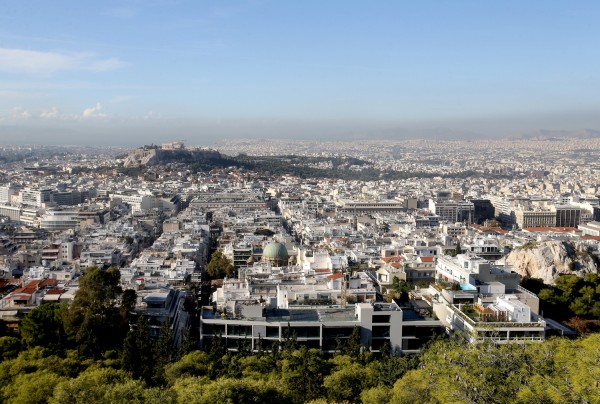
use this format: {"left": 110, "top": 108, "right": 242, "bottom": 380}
{"left": 201, "top": 305, "right": 359, "bottom": 322}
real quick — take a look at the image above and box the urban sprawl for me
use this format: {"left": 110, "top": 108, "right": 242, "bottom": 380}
{"left": 1, "top": 137, "right": 600, "bottom": 354}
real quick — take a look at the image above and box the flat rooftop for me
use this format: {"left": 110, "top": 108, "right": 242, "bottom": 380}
{"left": 202, "top": 305, "right": 358, "bottom": 322}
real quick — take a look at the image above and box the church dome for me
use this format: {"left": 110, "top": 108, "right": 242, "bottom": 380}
{"left": 262, "top": 242, "right": 289, "bottom": 265}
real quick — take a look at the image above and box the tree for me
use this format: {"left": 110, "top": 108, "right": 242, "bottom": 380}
{"left": 121, "top": 315, "right": 155, "bottom": 384}
{"left": 324, "top": 361, "right": 375, "bottom": 404}
{"left": 361, "top": 385, "right": 392, "bottom": 404}
{"left": 281, "top": 347, "right": 328, "bottom": 403}
{"left": 164, "top": 351, "right": 211, "bottom": 385}
{"left": 0, "top": 337, "right": 21, "bottom": 361}
{"left": 520, "top": 277, "right": 546, "bottom": 295}
{"left": 121, "top": 289, "right": 137, "bottom": 315}
{"left": 336, "top": 327, "right": 362, "bottom": 358}
{"left": 63, "top": 267, "right": 124, "bottom": 357}
{"left": 20, "top": 303, "right": 68, "bottom": 352}
{"left": 254, "top": 228, "right": 275, "bottom": 237}
{"left": 3, "top": 369, "right": 66, "bottom": 404}
{"left": 391, "top": 278, "right": 411, "bottom": 303}
{"left": 454, "top": 241, "right": 462, "bottom": 256}
{"left": 197, "top": 378, "right": 288, "bottom": 404}
{"left": 372, "top": 351, "right": 420, "bottom": 387}
{"left": 205, "top": 249, "right": 234, "bottom": 279}
{"left": 554, "top": 275, "right": 583, "bottom": 302}
{"left": 171, "top": 376, "right": 209, "bottom": 402}
{"left": 178, "top": 324, "right": 198, "bottom": 358}
{"left": 50, "top": 367, "right": 141, "bottom": 403}
{"left": 153, "top": 320, "right": 174, "bottom": 385}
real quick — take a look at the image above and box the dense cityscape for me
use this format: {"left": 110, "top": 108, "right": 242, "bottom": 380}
{"left": 0, "top": 137, "right": 599, "bottom": 402}
{"left": 3, "top": 1, "right": 600, "bottom": 402}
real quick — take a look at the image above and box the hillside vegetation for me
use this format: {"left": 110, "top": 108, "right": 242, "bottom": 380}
{"left": 1, "top": 332, "right": 600, "bottom": 403}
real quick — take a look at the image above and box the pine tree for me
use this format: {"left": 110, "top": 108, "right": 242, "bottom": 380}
{"left": 153, "top": 319, "right": 174, "bottom": 385}
{"left": 121, "top": 315, "right": 155, "bottom": 384}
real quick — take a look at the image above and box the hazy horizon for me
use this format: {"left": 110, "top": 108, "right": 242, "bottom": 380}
{"left": 2, "top": 1, "right": 600, "bottom": 145}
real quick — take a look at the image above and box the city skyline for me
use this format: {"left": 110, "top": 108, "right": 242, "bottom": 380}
{"left": 2, "top": 1, "right": 600, "bottom": 145}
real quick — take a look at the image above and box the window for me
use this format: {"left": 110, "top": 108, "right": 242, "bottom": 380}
{"left": 372, "top": 326, "right": 390, "bottom": 338}
{"left": 373, "top": 315, "right": 390, "bottom": 323}
{"left": 266, "top": 326, "right": 279, "bottom": 338}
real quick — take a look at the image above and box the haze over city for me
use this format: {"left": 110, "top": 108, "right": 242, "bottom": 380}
{"left": 2, "top": 1, "right": 600, "bottom": 145}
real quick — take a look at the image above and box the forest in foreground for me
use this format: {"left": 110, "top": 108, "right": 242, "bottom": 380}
{"left": 1, "top": 267, "right": 599, "bottom": 403}
{"left": 1, "top": 331, "right": 600, "bottom": 404}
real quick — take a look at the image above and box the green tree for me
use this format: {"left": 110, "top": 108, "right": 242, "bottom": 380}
{"left": 3, "top": 369, "right": 66, "bottom": 404}
{"left": 0, "top": 337, "right": 21, "bottom": 361}
{"left": 178, "top": 324, "right": 199, "bottom": 358}
{"left": 171, "top": 376, "right": 209, "bottom": 403}
{"left": 281, "top": 347, "right": 328, "bottom": 403}
{"left": 520, "top": 277, "right": 546, "bottom": 294}
{"left": 198, "top": 378, "right": 289, "bottom": 404}
{"left": 164, "top": 351, "right": 211, "bottom": 385}
{"left": 254, "top": 228, "right": 275, "bottom": 237}
{"left": 63, "top": 267, "right": 124, "bottom": 358}
{"left": 454, "top": 241, "right": 462, "bottom": 256}
{"left": 50, "top": 367, "right": 138, "bottom": 403}
{"left": 570, "top": 297, "right": 589, "bottom": 317}
{"left": 324, "top": 357, "right": 375, "bottom": 403}
{"left": 20, "top": 303, "right": 68, "bottom": 352}
{"left": 154, "top": 319, "right": 174, "bottom": 385}
{"left": 392, "top": 277, "right": 411, "bottom": 295}
{"left": 554, "top": 275, "right": 583, "bottom": 302}
{"left": 121, "top": 289, "right": 137, "bottom": 315}
{"left": 392, "top": 278, "right": 411, "bottom": 303}
{"left": 121, "top": 315, "right": 155, "bottom": 384}
{"left": 361, "top": 385, "right": 392, "bottom": 404}
{"left": 371, "top": 352, "right": 420, "bottom": 387}
{"left": 205, "top": 249, "right": 234, "bottom": 279}
{"left": 336, "top": 326, "right": 362, "bottom": 358}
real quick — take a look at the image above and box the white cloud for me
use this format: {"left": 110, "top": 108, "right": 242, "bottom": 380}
{"left": 11, "top": 107, "right": 31, "bottom": 119}
{"left": 40, "top": 107, "right": 59, "bottom": 119}
{"left": 0, "top": 47, "right": 127, "bottom": 75}
{"left": 82, "top": 102, "right": 107, "bottom": 118}
{"left": 39, "top": 107, "right": 77, "bottom": 121}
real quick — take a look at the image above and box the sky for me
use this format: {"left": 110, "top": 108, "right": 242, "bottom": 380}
{"left": 1, "top": 0, "right": 600, "bottom": 146}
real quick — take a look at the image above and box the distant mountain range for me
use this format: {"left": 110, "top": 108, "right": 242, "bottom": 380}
{"left": 508, "top": 129, "right": 600, "bottom": 140}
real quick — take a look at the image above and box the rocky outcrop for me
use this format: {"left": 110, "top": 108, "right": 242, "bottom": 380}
{"left": 124, "top": 148, "right": 159, "bottom": 167}
{"left": 505, "top": 240, "right": 598, "bottom": 285}
{"left": 123, "top": 147, "right": 222, "bottom": 167}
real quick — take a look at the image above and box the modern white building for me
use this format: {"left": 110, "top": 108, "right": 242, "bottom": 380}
{"left": 39, "top": 210, "right": 80, "bottom": 231}
{"left": 20, "top": 188, "right": 53, "bottom": 207}
{"left": 200, "top": 301, "right": 441, "bottom": 354}
{"left": 432, "top": 254, "right": 545, "bottom": 344}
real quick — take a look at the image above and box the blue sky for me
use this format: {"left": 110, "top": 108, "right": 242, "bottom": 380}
{"left": 1, "top": 1, "right": 600, "bottom": 145}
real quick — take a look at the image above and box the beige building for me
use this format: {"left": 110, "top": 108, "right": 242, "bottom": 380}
{"left": 514, "top": 208, "right": 556, "bottom": 229}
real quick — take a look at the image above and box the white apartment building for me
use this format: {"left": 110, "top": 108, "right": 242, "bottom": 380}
{"left": 200, "top": 301, "right": 441, "bottom": 354}
{"left": 433, "top": 254, "right": 545, "bottom": 343}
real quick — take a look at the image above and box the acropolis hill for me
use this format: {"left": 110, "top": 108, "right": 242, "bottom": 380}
{"left": 123, "top": 142, "right": 221, "bottom": 167}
